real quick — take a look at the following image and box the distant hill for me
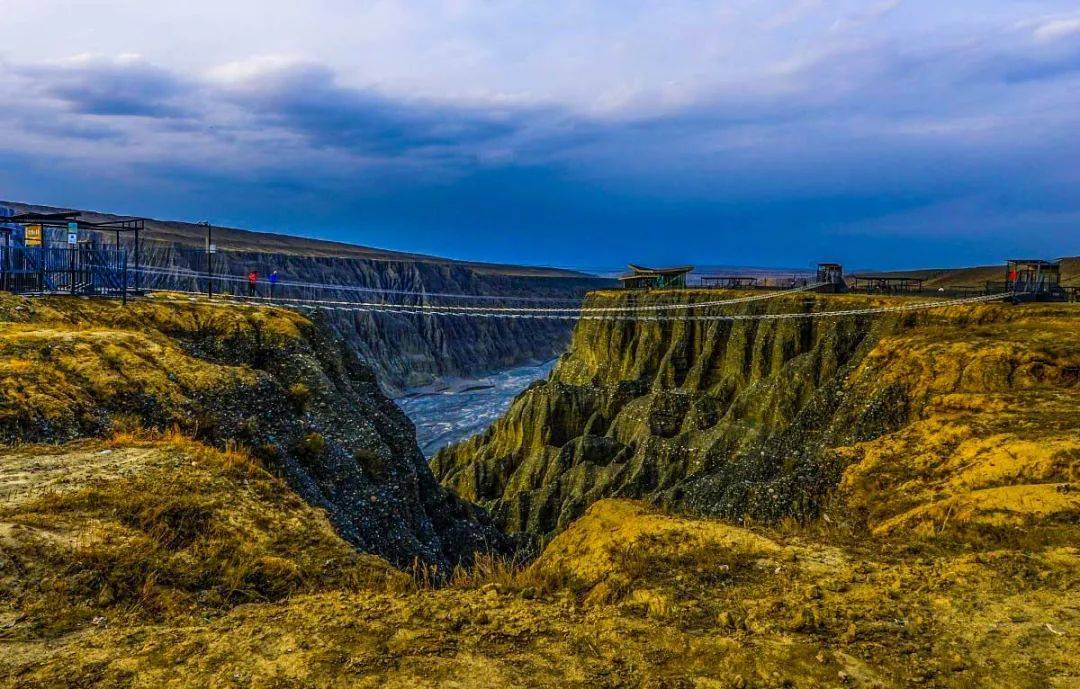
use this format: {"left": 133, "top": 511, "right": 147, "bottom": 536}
{"left": 1, "top": 201, "right": 592, "bottom": 279}
{"left": 862, "top": 257, "right": 1080, "bottom": 288}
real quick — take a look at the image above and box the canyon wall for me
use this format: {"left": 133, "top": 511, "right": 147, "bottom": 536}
{"left": 0, "top": 293, "right": 508, "bottom": 569}
{"left": 432, "top": 290, "right": 1080, "bottom": 544}
{"left": 138, "top": 247, "right": 610, "bottom": 392}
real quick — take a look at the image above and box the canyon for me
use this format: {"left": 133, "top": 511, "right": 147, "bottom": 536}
{"left": 1, "top": 287, "right": 1078, "bottom": 687}
{"left": 433, "top": 290, "right": 1080, "bottom": 546}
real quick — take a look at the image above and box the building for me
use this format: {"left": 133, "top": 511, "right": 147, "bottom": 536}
{"left": 619, "top": 264, "right": 693, "bottom": 290}
{"left": 0, "top": 208, "right": 144, "bottom": 297}
{"left": 815, "top": 263, "right": 847, "bottom": 292}
{"left": 1003, "top": 259, "right": 1065, "bottom": 302}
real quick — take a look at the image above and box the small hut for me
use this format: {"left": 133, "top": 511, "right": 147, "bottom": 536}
{"left": 619, "top": 264, "right": 693, "bottom": 290}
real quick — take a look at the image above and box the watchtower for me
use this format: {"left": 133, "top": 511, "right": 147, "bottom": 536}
{"left": 1003, "top": 259, "right": 1065, "bottom": 302}
{"left": 815, "top": 262, "right": 846, "bottom": 293}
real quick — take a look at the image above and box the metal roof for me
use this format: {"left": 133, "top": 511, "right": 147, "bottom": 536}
{"left": 1006, "top": 259, "right": 1060, "bottom": 266}
{"left": 624, "top": 264, "right": 694, "bottom": 276}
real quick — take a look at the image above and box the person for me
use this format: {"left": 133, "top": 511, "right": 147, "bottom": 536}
{"left": 247, "top": 270, "right": 258, "bottom": 297}
{"left": 268, "top": 270, "right": 279, "bottom": 299}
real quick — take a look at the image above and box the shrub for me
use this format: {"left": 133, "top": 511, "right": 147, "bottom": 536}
{"left": 287, "top": 382, "right": 313, "bottom": 412}
{"left": 354, "top": 446, "right": 388, "bottom": 480}
{"left": 294, "top": 432, "right": 327, "bottom": 465}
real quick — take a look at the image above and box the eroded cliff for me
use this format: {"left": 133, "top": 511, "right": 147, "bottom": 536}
{"left": 0, "top": 293, "right": 507, "bottom": 570}
{"left": 139, "top": 247, "right": 611, "bottom": 391}
{"left": 432, "top": 290, "right": 1080, "bottom": 544}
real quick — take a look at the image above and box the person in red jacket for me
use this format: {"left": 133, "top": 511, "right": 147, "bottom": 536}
{"left": 247, "top": 270, "right": 258, "bottom": 297}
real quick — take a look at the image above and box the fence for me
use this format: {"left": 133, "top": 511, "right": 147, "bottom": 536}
{"left": 0, "top": 245, "right": 130, "bottom": 298}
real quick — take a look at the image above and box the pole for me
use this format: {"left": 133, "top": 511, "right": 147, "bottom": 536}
{"left": 121, "top": 249, "right": 128, "bottom": 305}
{"left": 134, "top": 225, "right": 141, "bottom": 293}
{"left": 2, "top": 232, "right": 8, "bottom": 292}
{"left": 204, "top": 221, "right": 213, "bottom": 298}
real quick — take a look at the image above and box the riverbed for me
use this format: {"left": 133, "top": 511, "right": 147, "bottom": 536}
{"left": 395, "top": 359, "right": 556, "bottom": 457}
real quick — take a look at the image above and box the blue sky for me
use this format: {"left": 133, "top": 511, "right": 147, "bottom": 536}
{"left": 0, "top": 1, "right": 1077, "bottom": 270}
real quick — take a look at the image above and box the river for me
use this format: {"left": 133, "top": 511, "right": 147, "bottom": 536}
{"left": 395, "top": 359, "right": 557, "bottom": 457}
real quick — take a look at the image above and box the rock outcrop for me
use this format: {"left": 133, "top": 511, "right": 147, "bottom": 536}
{"left": 0, "top": 293, "right": 508, "bottom": 570}
{"left": 433, "top": 290, "right": 1080, "bottom": 544}
{"left": 138, "top": 247, "right": 611, "bottom": 391}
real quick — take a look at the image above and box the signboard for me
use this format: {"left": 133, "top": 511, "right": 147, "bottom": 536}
{"left": 68, "top": 232, "right": 78, "bottom": 245}
{"left": 208, "top": 243, "right": 217, "bottom": 254}
{"left": 25, "top": 224, "right": 42, "bottom": 247}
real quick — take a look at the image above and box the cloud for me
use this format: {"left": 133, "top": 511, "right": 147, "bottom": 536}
{"left": 0, "top": 2, "right": 1077, "bottom": 267}
{"left": 211, "top": 58, "right": 523, "bottom": 157}
{"left": 1033, "top": 15, "right": 1080, "bottom": 43}
{"left": 16, "top": 54, "right": 191, "bottom": 118}
{"left": 829, "top": 0, "right": 905, "bottom": 33}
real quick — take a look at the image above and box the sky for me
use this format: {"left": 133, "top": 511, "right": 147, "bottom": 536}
{"left": 0, "top": 1, "right": 1077, "bottom": 271}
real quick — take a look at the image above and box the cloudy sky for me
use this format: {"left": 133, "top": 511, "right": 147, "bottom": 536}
{"left": 1, "top": 1, "right": 1077, "bottom": 270}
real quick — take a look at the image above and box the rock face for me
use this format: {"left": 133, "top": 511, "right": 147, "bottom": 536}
{"left": 432, "top": 290, "right": 1080, "bottom": 543}
{"left": 0, "top": 294, "right": 508, "bottom": 570}
{"left": 1, "top": 202, "right": 612, "bottom": 392}
{"left": 137, "top": 246, "right": 612, "bottom": 391}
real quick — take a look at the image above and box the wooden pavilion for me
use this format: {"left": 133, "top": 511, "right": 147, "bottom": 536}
{"left": 619, "top": 264, "right": 693, "bottom": 290}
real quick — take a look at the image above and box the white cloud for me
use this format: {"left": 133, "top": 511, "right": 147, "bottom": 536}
{"left": 1033, "top": 16, "right": 1080, "bottom": 42}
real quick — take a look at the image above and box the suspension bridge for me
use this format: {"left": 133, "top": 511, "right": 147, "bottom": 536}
{"left": 1, "top": 207, "right": 1071, "bottom": 324}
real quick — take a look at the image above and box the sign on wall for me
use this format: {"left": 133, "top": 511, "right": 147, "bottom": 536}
{"left": 24, "top": 224, "right": 42, "bottom": 246}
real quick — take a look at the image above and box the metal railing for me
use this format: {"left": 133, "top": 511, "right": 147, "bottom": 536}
{"left": 1, "top": 245, "right": 130, "bottom": 299}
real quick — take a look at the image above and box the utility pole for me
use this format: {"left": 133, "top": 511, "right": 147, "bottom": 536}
{"left": 203, "top": 221, "right": 213, "bottom": 298}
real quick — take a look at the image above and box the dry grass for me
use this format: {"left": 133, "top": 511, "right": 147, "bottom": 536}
{"left": 0, "top": 292, "right": 316, "bottom": 443}
{"left": 0, "top": 436, "right": 407, "bottom": 640}
{"left": 5, "top": 495, "right": 1076, "bottom": 687}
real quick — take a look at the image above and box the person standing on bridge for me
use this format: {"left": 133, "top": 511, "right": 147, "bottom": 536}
{"left": 268, "top": 270, "right": 279, "bottom": 300}
{"left": 247, "top": 270, "right": 258, "bottom": 297}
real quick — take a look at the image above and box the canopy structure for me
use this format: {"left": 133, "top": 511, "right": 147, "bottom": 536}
{"left": 1, "top": 208, "right": 146, "bottom": 296}
{"left": 849, "top": 274, "right": 925, "bottom": 295}
{"left": 699, "top": 275, "right": 757, "bottom": 289}
{"left": 619, "top": 264, "right": 693, "bottom": 289}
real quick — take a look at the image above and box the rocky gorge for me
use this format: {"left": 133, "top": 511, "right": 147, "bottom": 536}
{"left": 0, "top": 293, "right": 507, "bottom": 571}
{"left": 433, "top": 289, "right": 1080, "bottom": 545}
{"left": 1, "top": 289, "right": 1078, "bottom": 687}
